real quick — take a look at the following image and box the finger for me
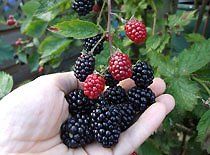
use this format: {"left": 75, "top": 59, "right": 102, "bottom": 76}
{"left": 120, "top": 78, "right": 166, "bottom": 96}
{"left": 155, "top": 94, "right": 175, "bottom": 114}
{"left": 38, "top": 72, "right": 79, "bottom": 94}
{"left": 113, "top": 94, "right": 175, "bottom": 155}
{"left": 84, "top": 142, "right": 112, "bottom": 155}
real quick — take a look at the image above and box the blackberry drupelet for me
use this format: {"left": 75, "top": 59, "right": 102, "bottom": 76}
{"left": 83, "top": 34, "right": 105, "bottom": 55}
{"left": 128, "top": 87, "right": 155, "bottom": 113}
{"left": 65, "top": 89, "right": 95, "bottom": 115}
{"left": 91, "top": 105, "right": 121, "bottom": 148}
{"left": 72, "top": 0, "right": 94, "bottom": 16}
{"left": 104, "top": 70, "right": 119, "bottom": 87}
{"left": 60, "top": 114, "right": 94, "bottom": 148}
{"left": 117, "top": 104, "right": 136, "bottom": 132}
{"left": 103, "top": 86, "right": 127, "bottom": 105}
{"left": 74, "top": 53, "right": 95, "bottom": 82}
{"left": 132, "top": 61, "right": 154, "bottom": 88}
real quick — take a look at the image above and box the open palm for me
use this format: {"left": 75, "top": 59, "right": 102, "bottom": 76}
{"left": 0, "top": 72, "right": 175, "bottom": 155}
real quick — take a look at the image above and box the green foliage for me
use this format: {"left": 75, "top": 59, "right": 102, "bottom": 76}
{"left": 0, "top": 39, "right": 14, "bottom": 64}
{"left": 138, "top": 139, "right": 162, "bottom": 155}
{"left": 0, "top": 72, "right": 13, "bottom": 99}
{"left": 52, "top": 20, "right": 102, "bottom": 39}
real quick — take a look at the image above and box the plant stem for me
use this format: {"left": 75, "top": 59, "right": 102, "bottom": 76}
{"left": 90, "top": 33, "right": 105, "bottom": 54}
{"left": 107, "top": 0, "right": 113, "bottom": 54}
{"left": 192, "top": 76, "right": 210, "bottom": 95}
{"left": 202, "top": 3, "right": 210, "bottom": 37}
{"left": 150, "top": 0, "right": 157, "bottom": 35}
{"left": 180, "top": 132, "right": 187, "bottom": 155}
{"left": 97, "top": 0, "right": 106, "bottom": 26}
{"left": 194, "top": 0, "right": 208, "bottom": 33}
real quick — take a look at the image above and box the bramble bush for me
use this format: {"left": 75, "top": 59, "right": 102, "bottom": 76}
{"left": 0, "top": 0, "right": 210, "bottom": 154}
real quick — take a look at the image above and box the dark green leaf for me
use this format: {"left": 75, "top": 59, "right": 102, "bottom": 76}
{"left": 167, "top": 77, "right": 199, "bottom": 111}
{"left": 28, "top": 52, "right": 39, "bottom": 72}
{"left": 52, "top": 20, "right": 102, "bottom": 39}
{"left": 95, "top": 42, "right": 109, "bottom": 70}
{"left": 178, "top": 39, "right": 210, "bottom": 75}
{"left": 138, "top": 139, "right": 162, "bottom": 155}
{"left": 18, "top": 53, "right": 27, "bottom": 64}
{"left": 0, "top": 72, "right": 13, "bottom": 99}
{"left": 185, "top": 33, "right": 205, "bottom": 43}
{"left": 0, "top": 39, "right": 14, "bottom": 64}
{"left": 21, "top": 17, "right": 48, "bottom": 38}
{"left": 21, "top": 1, "right": 41, "bottom": 16}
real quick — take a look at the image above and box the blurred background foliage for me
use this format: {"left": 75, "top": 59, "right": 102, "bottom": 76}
{"left": 0, "top": 0, "right": 210, "bottom": 154}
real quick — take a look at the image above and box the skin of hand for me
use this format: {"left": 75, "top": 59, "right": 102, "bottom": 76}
{"left": 0, "top": 72, "right": 175, "bottom": 155}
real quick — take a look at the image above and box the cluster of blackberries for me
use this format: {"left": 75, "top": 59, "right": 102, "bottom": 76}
{"left": 60, "top": 50, "right": 155, "bottom": 148}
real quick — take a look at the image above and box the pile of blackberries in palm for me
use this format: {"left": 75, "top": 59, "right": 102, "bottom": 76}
{"left": 60, "top": 49, "right": 155, "bottom": 148}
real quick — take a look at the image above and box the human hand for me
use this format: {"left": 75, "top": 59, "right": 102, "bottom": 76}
{"left": 0, "top": 72, "right": 175, "bottom": 155}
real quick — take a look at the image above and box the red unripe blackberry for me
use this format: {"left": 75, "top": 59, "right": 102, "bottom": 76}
{"left": 91, "top": 105, "right": 121, "bottom": 148}
{"left": 108, "top": 51, "right": 132, "bottom": 81}
{"left": 92, "top": 4, "right": 101, "bottom": 12}
{"left": 15, "top": 38, "right": 23, "bottom": 46}
{"left": 130, "top": 151, "right": 138, "bottom": 155}
{"left": 104, "top": 70, "right": 119, "bottom": 87}
{"left": 65, "top": 89, "right": 96, "bottom": 114}
{"left": 103, "top": 86, "right": 127, "bottom": 105}
{"left": 125, "top": 19, "right": 147, "bottom": 44}
{"left": 74, "top": 53, "right": 95, "bottom": 82}
{"left": 84, "top": 74, "right": 105, "bottom": 99}
{"left": 7, "top": 19, "right": 16, "bottom": 26}
{"left": 60, "top": 114, "right": 94, "bottom": 148}
{"left": 83, "top": 34, "right": 104, "bottom": 55}
{"left": 117, "top": 103, "right": 136, "bottom": 132}
{"left": 128, "top": 87, "right": 155, "bottom": 113}
{"left": 132, "top": 61, "right": 154, "bottom": 88}
{"left": 72, "top": 0, "right": 94, "bottom": 16}
{"left": 38, "top": 66, "right": 44, "bottom": 74}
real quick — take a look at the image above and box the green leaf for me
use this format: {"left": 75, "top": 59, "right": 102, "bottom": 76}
{"left": 178, "top": 39, "right": 210, "bottom": 75}
{"left": 18, "top": 53, "right": 27, "bottom": 64}
{"left": 38, "top": 36, "right": 71, "bottom": 65}
{"left": 146, "top": 33, "right": 170, "bottom": 53}
{"left": 138, "top": 139, "right": 162, "bottom": 155}
{"left": 52, "top": 20, "right": 102, "bottom": 39}
{"left": 168, "top": 10, "right": 196, "bottom": 32}
{"left": 197, "top": 110, "right": 210, "bottom": 153}
{"left": 34, "top": 0, "right": 70, "bottom": 22}
{"left": 0, "top": 72, "right": 13, "bottom": 99}
{"left": 185, "top": 33, "right": 205, "bottom": 43}
{"left": 21, "top": 17, "right": 48, "bottom": 38}
{"left": 28, "top": 52, "right": 39, "bottom": 72}
{"left": 167, "top": 77, "right": 199, "bottom": 111}
{"left": 21, "top": 1, "right": 41, "bottom": 16}
{"left": 0, "top": 39, "right": 14, "bottom": 64}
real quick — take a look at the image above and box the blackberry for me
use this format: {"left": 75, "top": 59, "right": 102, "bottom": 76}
{"left": 74, "top": 53, "right": 95, "bottom": 82}
{"left": 117, "top": 104, "right": 136, "bottom": 132}
{"left": 128, "top": 87, "right": 155, "bottom": 113}
{"left": 132, "top": 61, "right": 154, "bottom": 88}
{"left": 104, "top": 70, "right": 119, "bottom": 87}
{"left": 60, "top": 114, "right": 94, "bottom": 148}
{"left": 65, "top": 89, "right": 95, "bottom": 115}
{"left": 83, "top": 34, "right": 104, "bottom": 55}
{"left": 91, "top": 105, "right": 121, "bottom": 148}
{"left": 103, "top": 86, "right": 127, "bottom": 105}
{"left": 72, "top": 0, "right": 94, "bottom": 16}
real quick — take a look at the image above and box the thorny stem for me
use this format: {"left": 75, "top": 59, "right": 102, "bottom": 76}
{"left": 110, "top": 12, "right": 127, "bottom": 23}
{"left": 107, "top": 0, "right": 113, "bottom": 55}
{"left": 192, "top": 76, "right": 210, "bottom": 96}
{"left": 194, "top": 0, "right": 208, "bottom": 33}
{"left": 97, "top": 0, "right": 106, "bottom": 26}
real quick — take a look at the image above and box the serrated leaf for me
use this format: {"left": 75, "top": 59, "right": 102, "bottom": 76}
{"left": 0, "top": 72, "right": 13, "bottom": 99}
{"left": 146, "top": 33, "right": 170, "bottom": 53}
{"left": 0, "top": 39, "right": 14, "bottom": 64}
{"left": 178, "top": 39, "right": 210, "bottom": 75}
{"left": 21, "top": 17, "right": 48, "bottom": 38}
{"left": 185, "top": 33, "right": 205, "bottom": 43}
{"left": 168, "top": 10, "right": 196, "bottom": 32}
{"left": 167, "top": 77, "right": 199, "bottom": 111}
{"left": 21, "top": 1, "right": 41, "bottom": 16}
{"left": 38, "top": 36, "right": 71, "bottom": 64}
{"left": 52, "top": 20, "right": 102, "bottom": 39}
{"left": 138, "top": 139, "right": 162, "bottom": 155}
{"left": 197, "top": 110, "right": 210, "bottom": 153}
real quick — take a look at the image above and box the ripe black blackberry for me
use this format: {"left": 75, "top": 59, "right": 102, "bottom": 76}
{"left": 83, "top": 34, "right": 104, "bottom": 55}
{"left": 60, "top": 114, "right": 94, "bottom": 148}
{"left": 104, "top": 70, "right": 119, "bottom": 87}
{"left": 72, "top": 0, "right": 94, "bottom": 16}
{"left": 91, "top": 105, "right": 121, "bottom": 148}
{"left": 117, "top": 104, "right": 136, "bottom": 132}
{"left": 65, "top": 89, "right": 95, "bottom": 115}
{"left": 74, "top": 53, "right": 95, "bottom": 82}
{"left": 103, "top": 86, "right": 127, "bottom": 105}
{"left": 128, "top": 87, "right": 155, "bottom": 113}
{"left": 131, "top": 61, "right": 154, "bottom": 88}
